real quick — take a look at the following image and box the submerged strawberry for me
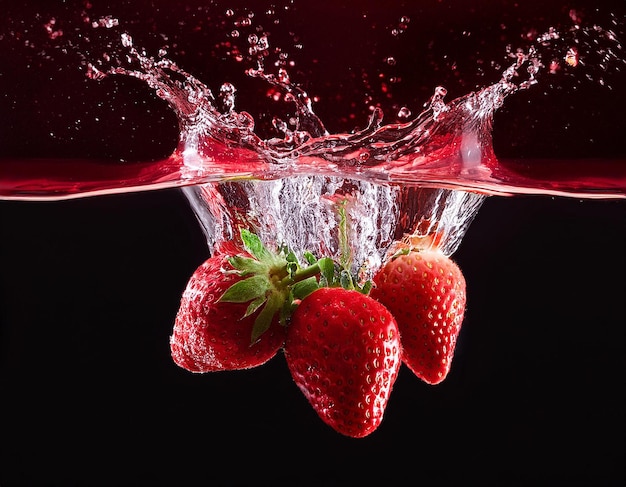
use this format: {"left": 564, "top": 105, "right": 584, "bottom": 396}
{"left": 170, "top": 249, "right": 286, "bottom": 372}
{"left": 170, "top": 230, "right": 321, "bottom": 373}
{"left": 284, "top": 287, "right": 401, "bottom": 438}
{"left": 370, "top": 248, "right": 466, "bottom": 385}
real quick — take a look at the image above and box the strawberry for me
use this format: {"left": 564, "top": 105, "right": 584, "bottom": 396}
{"left": 170, "top": 249, "right": 287, "bottom": 372}
{"left": 170, "top": 230, "right": 322, "bottom": 373}
{"left": 370, "top": 248, "right": 466, "bottom": 385}
{"left": 284, "top": 287, "right": 401, "bottom": 438}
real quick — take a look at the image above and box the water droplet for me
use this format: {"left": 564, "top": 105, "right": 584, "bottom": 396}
{"left": 91, "top": 15, "right": 119, "bottom": 29}
{"left": 219, "top": 82, "right": 237, "bottom": 113}
{"left": 120, "top": 33, "right": 133, "bottom": 48}
{"left": 569, "top": 8, "right": 583, "bottom": 25}
{"left": 397, "top": 106, "right": 412, "bottom": 118}
{"left": 257, "top": 35, "right": 269, "bottom": 51}
{"left": 549, "top": 59, "right": 560, "bottom": 74}
{"left": 85, "top": 63, "right": 106, "bottom": 80}
{"left": 44, "top": 18, "right": 63, "bottom": 40}
{"left": 565, "top": 47, "right": 579, "bottom": 67}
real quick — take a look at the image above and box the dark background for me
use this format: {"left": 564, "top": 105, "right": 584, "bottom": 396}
{"left": 1, "top": 1, "right": 625, "bottom": 486}
{"left": 1, "top": 190, "right": 624, "bottom": 487}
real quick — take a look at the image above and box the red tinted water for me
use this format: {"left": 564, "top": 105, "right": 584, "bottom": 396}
{"left": 1, "top": 155, "right": 624, "bottom": 200}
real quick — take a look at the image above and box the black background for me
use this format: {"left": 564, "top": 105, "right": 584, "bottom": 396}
{"left": 1, "top": 1, "right": 625, "bottom": 486}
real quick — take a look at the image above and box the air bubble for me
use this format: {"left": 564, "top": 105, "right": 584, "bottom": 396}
{"left": 397, "top": 107, "right": 412, "bottom": 118}
{"left": 44, "top": 18, "right": 63, "bottom": 40}
{"left": 92, "top": 16, "right": 120, "bottom": 29}
{"left": 120, "top": 33, "right": 133, "bottom": 48}
{"left": 565, "top": 47, "right": 579, "bottom": 67}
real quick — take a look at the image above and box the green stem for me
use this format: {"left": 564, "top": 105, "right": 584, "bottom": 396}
{"left": 337, "top": 200, "right": 351, "bottom": 272}
{"left": 280, "top": 262, "right": 321, "bottom": 287}
{"left": 337, "top": 200, "right": 355, "bottom": 290}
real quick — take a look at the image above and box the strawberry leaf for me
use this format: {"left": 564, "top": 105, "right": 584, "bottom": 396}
{"left": 286, "top": 260, "right": 299, "bottom": 279}
{"left": 360, "top": 280, "right": 373, "bottom": 295}
{"left": 279, "top": 291, "right": 294, "bottom": 325}
{"left": 285, "top": 250, "right": 299, "bottom": 264}
{"left": 391, "top": 247, "right": 411, "bottom": 260}
{"left": 292, "top": 276, "right": 319, "bottom": 300}
{"left": 251, "top": 292, "right": 285, "bottom": 343}
{"left": 303, "top": 251, "right": 317, "bottom": 265}
{"left": 317, "top": 257, "right": 335, "bottom": 286}
{"left": 243, "top": 295, "right": 267, "bottom": 318}
{"left": 218, "top": 274, "right": 270, "bottom": 303}
{"left": 240, "top": 228, "right": 272, "bottom": 262}
{"left": 340, "top": 270, "right": 353, "bottom": 290}
{"left": 228, "top": 255, "right": 268, "bottom": 276}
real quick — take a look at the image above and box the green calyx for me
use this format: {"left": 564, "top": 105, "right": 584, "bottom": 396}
{"left": 389, "top": 247, "right": 412, "bottom": 260}
{"left": 218, "top": 229, "right": 323, "bottom": 344}
{"left": 217, "top": 227, "right": 371, "bottom": 344}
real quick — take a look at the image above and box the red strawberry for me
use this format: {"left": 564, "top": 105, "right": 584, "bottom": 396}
{"left": 370, "top": 249, "right": 466, "bottom": 385}
{"left": 170, "top": 250, "right": 286, "bottom": 373}
{"left": 284, "top": 287, "right": 401, "bottom": 438}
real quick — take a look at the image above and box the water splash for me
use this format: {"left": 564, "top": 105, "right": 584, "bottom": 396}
{"left": 1, "top": 7, "right": 624, "bottom": 272}
{"left": 82, "top": 20, "right": 624, "bottom": 192}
